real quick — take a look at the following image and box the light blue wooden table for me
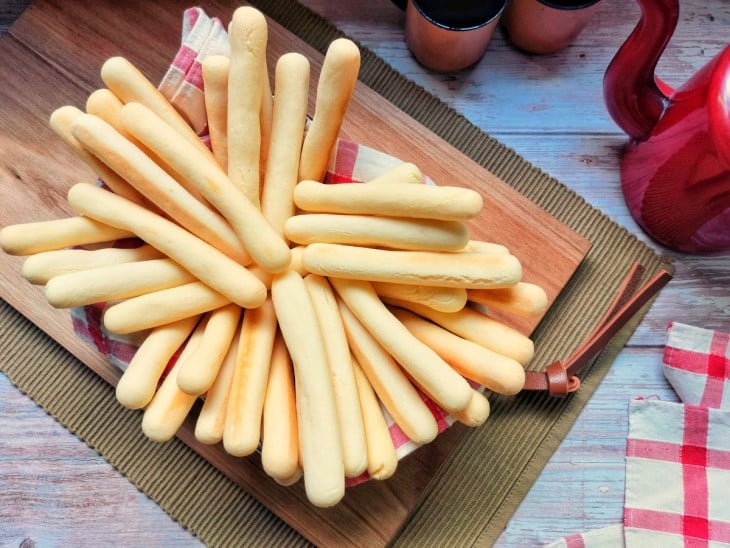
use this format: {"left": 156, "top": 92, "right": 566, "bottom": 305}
{"left": 1, "top": 0, "right": 728, "bottom": 546}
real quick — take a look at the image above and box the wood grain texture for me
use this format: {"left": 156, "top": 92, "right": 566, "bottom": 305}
{"left": 0, "top": 0, "right": 728, "bottom": 546}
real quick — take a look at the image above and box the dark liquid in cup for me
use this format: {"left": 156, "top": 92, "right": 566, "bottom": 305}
{"left": 413, "top": 0, "right": 505, "bottom": 30}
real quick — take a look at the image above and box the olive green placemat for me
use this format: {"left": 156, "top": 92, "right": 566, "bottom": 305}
{"left": 0, "top": 0, "right": 672, "bottom": 546}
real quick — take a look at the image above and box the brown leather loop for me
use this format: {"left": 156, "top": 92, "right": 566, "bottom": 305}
{"left": 546, "top": 362, "right": 569, "bottom": 397}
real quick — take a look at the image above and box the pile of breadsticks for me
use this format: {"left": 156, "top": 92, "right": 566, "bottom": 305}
{"left": 0, "top": 6, "right": 548, "bottom": 507}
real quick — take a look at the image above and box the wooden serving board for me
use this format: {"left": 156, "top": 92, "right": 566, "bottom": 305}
{"left": 0, "top": 1, "right": 591, "bottom": 546}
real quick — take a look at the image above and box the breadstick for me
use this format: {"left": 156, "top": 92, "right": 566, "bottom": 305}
{"left": 22, "top": 245, "right": 164, "bottom": 285}
{"left": 459, "top": 239, "right": 510, "bottom": 255}
{"left": 223, "top": 298, "right": 278, "bottom": 457}
{"left": 371, "top": 282, "right": 467, "bottom": 313}
{"left": 351, "top": 356, "right": 398, "bottom": 480}
{"left": 102, "top": 281, "right": 230, "bottom": 334}
{"left": 201, "top": 55, "right": 229, "bottom": 169}
{"left": 366, "top": 162, "right": 422, "bottom": 185}
{"left": 261, "top": 330, "right": 301, "bottom": 485}
{"left": 44, "top": 258, "right": 196, "bottom": 308}
{"left": 49, "top": 106, "right": 150, "bottom": 207}
{"left": 468, "top": 282, "right": 549, "bottom": 317}
{"left": 294, "top": 180, "right": 483, "bottom": 221}
{"left": 303, "top": 243, "right": 523, "bottom": 289}
{"left": 304, "top": 274, "right": 367, "bottom": 478}
{"left": 0, "top": 216, "right": 133, "bottom": 256}
{"left": 271, "top": 270, "right": 344, "bottom": 507}
{"left": 72, "top": 113, "right": 250, "bottom": 265}
{"left": 260, "top": 52, "right": 310, "bottom": 236}
{"left": 285, "top": 214, "right": 469, "bottom": 251}
{"left": 330, "top": 277, "right": 472, "bottom": 413}
{"left": 194, "top": 322, "right": 241, "bottom": 445}
{"left": 141, "top": 321, "right": 207, "bottom": 442}
{"left": 115, "top": 315, "right": 201, "bottom": 410}
{"left": 67, "top": 183, "right": 266, "bottom": 309}
{"left": 337, "top": 296, "right": 437, "bottom": 444}
{"left": 289, "top": 245, "right": 308, "bottom": 277}
{"left": 260, "top": 57, "right": 274, "bottom": 186}
{"left": 177, "top": 303, "right": 243, "bottom": 396}
{"left": 120, "top": 102, "right": 290, "bottom": 273}
{"left": 451, "top": 389, "right": 491, "bottom": 427}
{"left": 391, "top": 308, "right": 526, "bottom": 394}
{"left": 227, "top": 6, "right": 267, "bottom": 207}
{"left": 387, "top": 299, "right": 535, "bottom": 366}
{"left": 299, "top": 39, "right": 360, "bottom": 182}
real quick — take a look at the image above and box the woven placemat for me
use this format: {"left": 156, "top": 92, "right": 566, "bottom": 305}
{"left": 0, "top": 0, "right": 672, "bottom": 546}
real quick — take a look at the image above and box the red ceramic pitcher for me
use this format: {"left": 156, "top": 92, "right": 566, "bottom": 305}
{"left": 604, "top": 0, "right": 730, "bottom": 254}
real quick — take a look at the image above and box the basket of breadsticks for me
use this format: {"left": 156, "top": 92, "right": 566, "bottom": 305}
{"left": 0, "top": 6, "right": 547, "bottom": 507}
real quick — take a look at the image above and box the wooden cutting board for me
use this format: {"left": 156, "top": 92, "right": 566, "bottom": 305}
{"left": 0, "top": 1, "right": 591, "bottom": 546}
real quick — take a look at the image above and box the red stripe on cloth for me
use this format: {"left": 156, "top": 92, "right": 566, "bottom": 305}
{"left": 682, "top": 405, "right": 710, "bottom": 545}
{"left": 83, "top": 303, "right": 109, "bottom": 355}
{"left": 664, "top": 348, "right": 714, "bottom": 375}
{"left": 170, "top": 44, "right": 198, "bottom": 73}
{"left": 625, "top": 509, "right": 730, "bottom": 543}
{"left": 627, "top": 438, "right": 730, "bottom": 470}
{"left": 700, "top": 331, "right": 730, "bottom": 408}
{"left": 388, "top": 422, "right": 410, "bottom": 448}
{"left": 564, "top": 532, "right": 586, "bottom": 548}
{"left": 184, "top": 59, "right": 205, "bottom": 91}
{"left": 324, "top": 140, "right": 360, "bottom": 184}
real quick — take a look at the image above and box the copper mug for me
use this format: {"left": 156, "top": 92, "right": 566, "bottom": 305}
{"left": 404, "top": 0, "right": 508, "bottom": 72}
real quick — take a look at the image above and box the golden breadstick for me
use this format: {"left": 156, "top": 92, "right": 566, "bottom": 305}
{"left": 285, "top": 214, "right": 469, "bottom": 251}
{"left": 294, "top": 180, "right": 483, "bottom": 221}
{"left": 103, "top": 281, "right": 230, "bottom": 334}
{"left": 304, "top": 243, "right": 523, "bottom": 289}
{"left": 337, "top": 295, "right": 438, "bottom": 444}
{"left": 299, "top": 39, "right": 360, "bottom": 182}
{"left": 392, "top": 308, "right": 526, "bottom": 394}
{"left": 100, "top": 56, "right": 213, "bottom": 159}
{"left": 195, "top": 322, "right": 241, "bottom": 445}
{"left": 304, "top": 274, "right": 367, "bottom": 478}
{"left": 387, "top": 299, "right": 535, "bottom": 366}
{"left": 177, "top": 303, "right": 243, "bottom": 396}
{"left": 223, "top": 298, "right": 278, "bottom": 457}
{"left": 366, "top": 162, "right": 423, "bottom": 185}
{"left": 201, "top": 55, "right": 230, "bottom": 170}
{"left": 271, "top": 270, "right": 344, "bottom": 507}
{"left": 260, "top": 57, "right": 274, "bottom": 186}
{"left": 115, "top": 315, "right": 201, "bottom": 410}
{"left": 0, "top": 216, "right": 133, "bottom": 256}
{"left": 141, "top": 321, "right": 207, "bottom": 442}
{"left": 459, "top": 239, "right": 510, "bottom": 255}
{"left": 72, "top": 113, "right": 250, "bottom": 264}
{"left": 372, "top": 282, "right": 467, "bottom": 313}
{"left": 330, "top": 277, "right": 472, "bottom": 413}
{"left": 261, "top": 52, "right": 310, "bottom": 236}
{"left": 67, "top": 183, "right": 266, "bottom": 309}
{"left": 289, "top": 245, "right": 308, "bottom": 277}
{"left": 120, "top": 102, "right": 291, "bottom": 273}
{"left": 22, "top": 245, "right": 164, "bottom": 285}
{"left": 261, "top": 330, "right": 301, "bottom": 485}
{"left": 468, "top": 282, "right": 549, "bottom": 317}
{"left": 44, "top": 258, "right": 196, "bottom": 308}
{"left": 351, "top": 356, "right": 398, "bottom": 480}
{"left": 227, "top": 6, "right": 267, "bottom": 207}
{"left": 451, "top": 389, "right": 491, "bottom": 427}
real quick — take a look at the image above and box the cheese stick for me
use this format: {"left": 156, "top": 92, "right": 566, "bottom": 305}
{"left": 49, "top": 106, "right": 150, "bottom": 207}
{"left": 67, "top": 183, "right": 266, "bottom": 309}
{"left": 261, "top": 330, "right": 301, "bottom": 485}
{"left": 223, "top": 298, "right": 278, "bottom": 457}
{"left": 459, "top": 239, "right": 510, "bottom": 255}
{"left": 44, "top": 258, "right": 196, "bottom": 308}
{"left": 351, "top": 356, "right": 398, "bottom": 480}
{"left": 366, "top": 162, "right": 422, "bottom": 185}
{"left": 271, "top": 270, "right": 344, "bottom": 507}
{"left": 120, "top": 102, "right": 290, "bottom": 273}
{"left": 391, "top": 308, "right": 526, "bottom": 394}
{"left": 227, "top": 6, "right": 267, "bottom": 207}
{"left": 201, "top": 55, "right": 230, "bottom": 169}
{"left": 304, "top": 274, "right": 367, "bottom": 478}
{"left": 177, "top": 303, "right": 242, "bottom": 396}
{"left": 285, "top": 214, "right": 470, "bottom": 251}
{"left": 102, "top": 281, "right": 231, "bottom": 334}
{"left": 22, "top": 245, "right": 164, "bottom": 285}
{"left": 115, "top": 314, "right": 201, "bottom": 409}
{"left": 451, "top": 389, "right": 491, "bottom": 427}
{"left": 141, "top": 321, "right": 207, "bottom": 442}
{"left": 299, "top": 39, "right": 360, "bottom": 182}
{"left": 0, "top": 216, "right": 133, "bottom": 256}
{"left": 304, "top": 243, "right": 523, "bottom": 289}
{"left": 337, "top": 296, "right": 438, "bottom": 444}
{"left": 372, "top": 282, "right": 467, "bottom": 313}
{"left": 330, "top": 277, "right": 472, "bottom": 413}
{"left": 72, "top": 113, "right": 250, "bottom": 265}
{"left": 261, "top": 52, "right": 310, "bottom": 236}
{"left": 195, "top": 321, "right": 241, "bottom": 445}
{"left": 386, "top": 299, "right": 535, "bottom": 366}
{"left": 294, "top": 180, "right": 483, "bottom": 221}
{"left": 468, "top": 282, "right": 549, "bottom": 317}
